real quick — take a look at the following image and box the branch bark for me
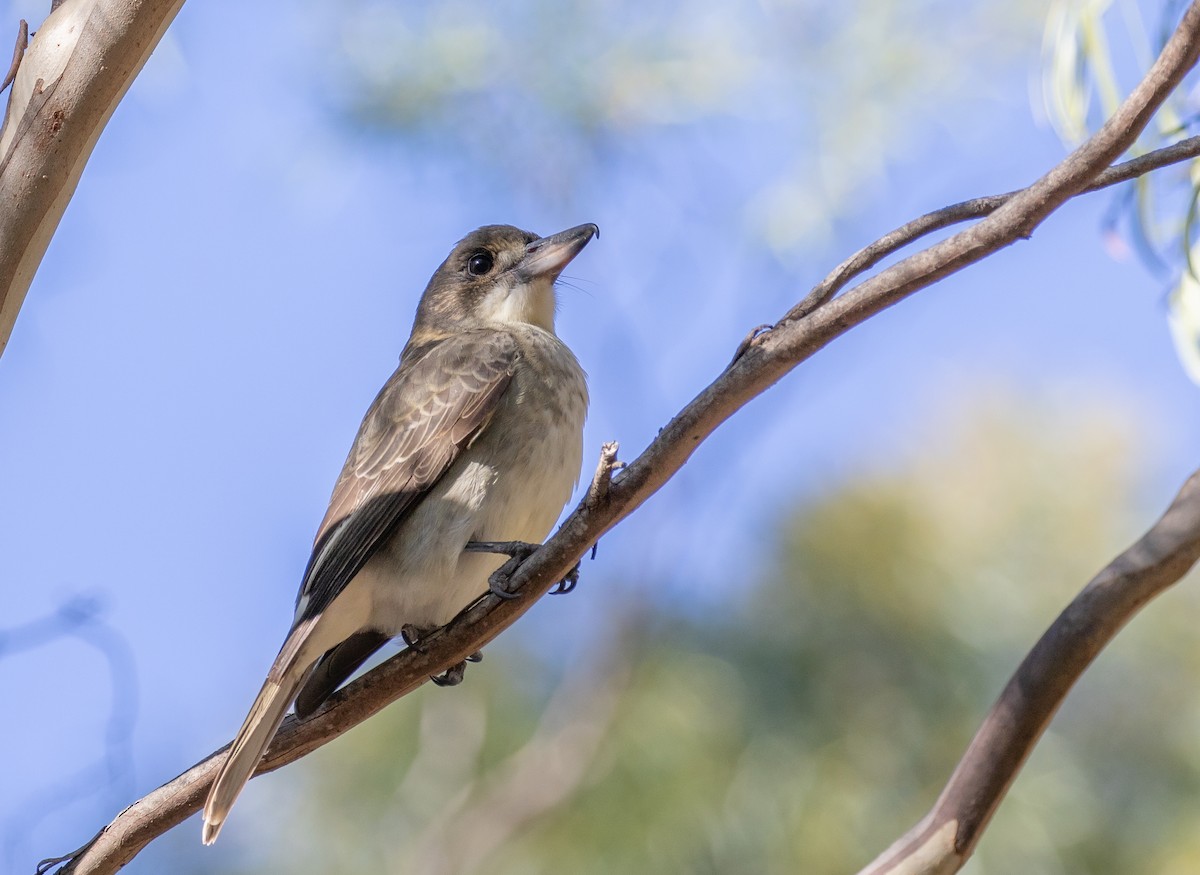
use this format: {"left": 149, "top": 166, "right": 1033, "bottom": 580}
{"left": 0, "top": 0, "right": 185, "bottom": 359}
{"left": 45, "top": 2, "right": 1200, "bottom": 873}
{"left": 792, "top": 133, "right": 1200, "bottom": 320}
{"left": 857, "top": 467, "right": 1200, "bottom": 875}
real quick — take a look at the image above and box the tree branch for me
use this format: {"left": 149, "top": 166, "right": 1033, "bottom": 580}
{"left": 0, "top": 0, "right": 185, "bottom": 359}
{"left": 857, "top": 467, "right": 1200, "bottom": 875}
{"left": 48, "top": 2, "right": 1200, "bottom": 873}
{"left": 790, "top": 132, "right": 1200, "bottom": 321}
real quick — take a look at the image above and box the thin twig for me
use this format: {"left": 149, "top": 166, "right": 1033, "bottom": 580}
{"left": 786, "top": 133, "right": 1200, "bottom": 323}
{"left": 1, "top": 19, "right": 28, "bottom": 94}
{"left": 585, "top": 441, "right": 621, "bottom": 509}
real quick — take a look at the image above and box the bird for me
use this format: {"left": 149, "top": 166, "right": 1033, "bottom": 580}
{"left": 201, "top": 222, "right": 598, "bottom": 844}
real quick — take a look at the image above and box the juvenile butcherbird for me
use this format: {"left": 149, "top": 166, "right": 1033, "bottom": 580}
{"left": 202, "top": 223, "right": 597, "bottom": 844}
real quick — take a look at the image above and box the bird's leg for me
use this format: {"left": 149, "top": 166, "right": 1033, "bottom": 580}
{"left": 400, "top": 623, "right": 433, "bottom": 652}
{"left": 464, "top": 539, "right": 584, "bottom": 598}
{"left": 465, "top": 540, "right": 539, "bottom": 600}
{"left": 401, "top": 624, "right": 482, "bottom": 687}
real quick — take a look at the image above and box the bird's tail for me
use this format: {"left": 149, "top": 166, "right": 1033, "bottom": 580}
{"left": 202, "top": 621, "right": 316, "bottom": 845}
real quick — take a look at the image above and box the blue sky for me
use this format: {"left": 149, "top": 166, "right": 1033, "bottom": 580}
{"left": 1, "top": 1, "right": 1198, "bottom": 871}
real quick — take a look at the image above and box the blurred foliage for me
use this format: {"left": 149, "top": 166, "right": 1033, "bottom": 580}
{"left": 1042, "top": 0, "right": 1200, "bottom": 385}
{"left": 322, "top": 0, "right": 1043, "bottom": 249}
{"left": 218, "top": 401, "right": 1200, "bottom": 874}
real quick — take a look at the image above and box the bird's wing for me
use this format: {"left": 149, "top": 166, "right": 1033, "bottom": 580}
{"left": 294, "top": 329, "right": 519, "bottom": 623}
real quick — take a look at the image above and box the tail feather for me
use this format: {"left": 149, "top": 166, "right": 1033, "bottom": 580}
{"left": 294, "top": 629, "right": 388, "bottom": 720}
{"left": 202, "top": 622, "right": 316, "bottom": 845}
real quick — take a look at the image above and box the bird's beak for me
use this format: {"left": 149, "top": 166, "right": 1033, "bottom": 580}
{"left": 516, "top": 223, "right": 599, "bottom": 282}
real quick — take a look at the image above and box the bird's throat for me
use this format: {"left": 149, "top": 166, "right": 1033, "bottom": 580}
{"left": 478, "top": 279, "right": 557, "bottom": 332}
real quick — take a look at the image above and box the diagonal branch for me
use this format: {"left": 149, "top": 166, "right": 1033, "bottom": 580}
{"left": 49, "top": 3, "right": 1200, "bottom": 873}
{"left": 857, "top": 467, "right": 1200, "bottom": 875}
{"left": 791, "top": 133, "right": 1200, "bottom": 320}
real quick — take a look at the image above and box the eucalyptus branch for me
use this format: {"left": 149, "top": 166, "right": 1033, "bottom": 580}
{"left": 46, "top": 2, "right": 1200, "bottom": 873}
{"left": 0, "top": 0, "right": 184, "bottom": 359}
{"left": 790, "top": 133, "right": 1200, "bottom": 320}
{"left": 857, "top": 467, "right": 1200, "bottom": 875}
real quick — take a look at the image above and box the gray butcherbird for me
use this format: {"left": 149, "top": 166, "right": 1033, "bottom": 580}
{"left": 202, "top": 223, "right": 598, "bottom": 844}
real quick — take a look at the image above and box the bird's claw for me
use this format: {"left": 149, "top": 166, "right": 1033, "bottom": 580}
{"left": 488, "top": 568, "right": 524, "bottom": 600}
{"left": 549, "top": 562, "right": 581, "bottom": 595}
{"left": 400, "top": 623, "right": 432, "bottom": 652}
{"left": 431, "top": 661, "right": 467, "bottom": 687}
{"left": 402, "top": 624, "right": 482, "bottom": 685}
{"left": 468, "top": 540, "right": 540, "bottom": 599}
{"left": 465, "top": 540, "right": 584, "bottom": 598}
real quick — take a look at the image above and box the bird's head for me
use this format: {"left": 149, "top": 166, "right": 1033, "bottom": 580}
{"left": 410, "top": 223, "right": 598, "bottom": 341}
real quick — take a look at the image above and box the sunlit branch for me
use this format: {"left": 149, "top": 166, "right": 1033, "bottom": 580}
{"left": 0, "top": 0, "right": 184, "bottom": 360}
{"left": 790, "top": 133, "right": 1200, "bottom": 321}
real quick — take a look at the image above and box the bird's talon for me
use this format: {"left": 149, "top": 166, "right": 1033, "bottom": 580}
{"left": 466, "top": 650, "right": 483, "bottom": 663}
{"left": 549, "top": 563, "right": 581, "bottom": 595}
{"left": 401, "top": 623, "right": 437, "bottom": 651}
{"left": 488, "top": 577, "right": 523, "bottom": 600}
{"left": 431, "top": 661, "right": 467, "bottom": 687}
{"left": 484, "top": 549, "right": 532, "bottom": 599}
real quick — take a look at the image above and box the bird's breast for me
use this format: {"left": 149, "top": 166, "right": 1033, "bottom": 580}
{"left": 474, "top": 327, "right": 588, "bottom": 539}
{"left": 363, "top": 327, "right": 587, "bottom": 629}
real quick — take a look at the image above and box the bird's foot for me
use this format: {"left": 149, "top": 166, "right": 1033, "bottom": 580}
{"left": 549, "top": 561, "right": 581, "bottom": 595}
{"left": 431, "top": 662, "right": 467, "bottom": 687}
{"left": 465, "top": 540, "right": 540, "bottom": 600}
{"left": 401, "top": 623, "right": 483, "bottom": 686}
{"left": 400, "top": 623, "right": 434, "bottom": 652}
{"left": 464, "top": 540, "right": 584, "bottom": 599}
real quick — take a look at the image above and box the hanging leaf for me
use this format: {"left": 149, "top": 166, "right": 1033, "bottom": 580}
{"left": 1168, "top": 257, "right": 1200, "bottom": 384}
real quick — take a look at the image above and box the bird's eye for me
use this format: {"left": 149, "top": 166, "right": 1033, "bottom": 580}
{"left": 467, "top": 251, "right": 494, "bottom": 276}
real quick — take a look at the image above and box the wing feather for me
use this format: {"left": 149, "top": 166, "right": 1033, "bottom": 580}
{"left": 294, "top": 329, "right": 518, "bottom": 622}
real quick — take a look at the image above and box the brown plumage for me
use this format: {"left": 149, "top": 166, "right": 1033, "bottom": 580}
{"left": 202, "top": 223, "right": 597, "bottom": 844}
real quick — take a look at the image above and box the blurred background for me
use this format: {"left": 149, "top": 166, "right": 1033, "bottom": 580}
{"left": 2, "top": 0, "right": 1200, "bottom": 872}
